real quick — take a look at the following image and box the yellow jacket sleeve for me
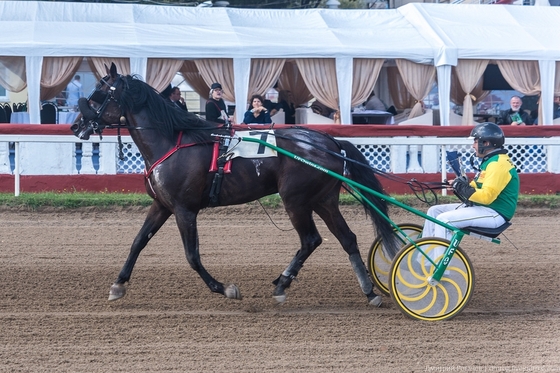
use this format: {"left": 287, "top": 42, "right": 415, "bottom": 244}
{"left": 469, "top": 161, "right": 512, "bottom": 205}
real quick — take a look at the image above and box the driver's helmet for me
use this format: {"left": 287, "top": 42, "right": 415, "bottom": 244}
{"left": 468, "top": 122, "right": 504, "bottom": 153}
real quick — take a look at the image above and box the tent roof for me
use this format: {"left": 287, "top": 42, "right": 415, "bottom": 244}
{"left": 2, "top": 2, "right": 559, "bottom": 65}
{"left": 2, "top": 1, "right": 559, "bottom": 64}
{"left": 401, "top": 3, "right": 560, "bottom": 63}
{"left": 0, "top": 1, "right": 432, "bottom": 63}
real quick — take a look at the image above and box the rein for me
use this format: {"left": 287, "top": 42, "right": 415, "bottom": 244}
{"left": 248, "top": 129, "right": 448, "bottom": 205}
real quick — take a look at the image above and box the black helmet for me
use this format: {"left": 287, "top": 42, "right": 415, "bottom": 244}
{"left": 469, "top": 122, "right": 504, "bottom": 153}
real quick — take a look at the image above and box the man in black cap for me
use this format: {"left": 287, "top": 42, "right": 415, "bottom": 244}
{"left": 205, "top": 82, "right": 230, "bottom": 124}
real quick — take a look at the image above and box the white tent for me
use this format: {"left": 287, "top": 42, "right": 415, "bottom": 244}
{"left": 400, "top": 3, "right": 560, "bottom": 125}
{"left": 0, "top": 1, "right": 559, "bottom": 125}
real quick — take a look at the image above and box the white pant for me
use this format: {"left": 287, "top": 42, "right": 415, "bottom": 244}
{"left": 422, "top": 203, "right": 506, "bottom": 241}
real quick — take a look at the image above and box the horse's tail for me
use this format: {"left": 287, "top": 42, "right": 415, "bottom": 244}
{"left": 339, "top": 141, "right": 399, "bottom": 258}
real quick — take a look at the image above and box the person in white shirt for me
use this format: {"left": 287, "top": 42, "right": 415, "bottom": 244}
{"left": 66, "top": 75, "right": 83, "bottom": 108}
{"left": 364, "top": 90, "right": 387, "bottom": 111}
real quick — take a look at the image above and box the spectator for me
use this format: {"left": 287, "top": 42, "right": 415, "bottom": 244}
{"left": 66, "top": 75, "right": 83, "bottom": 108}
{"left": 554, "top": 95, "right": 560, "bottom": 120}
{"left": 271, "top": 90, "right": 296, "bottom": 124}
{"left": 205, "top": 82, "right": 231, "bottom": 125}
{"left": 263, "top": 98, "right": 276, "bottom": 113}
{"left": 497, "top": 95, "right": 532, "bottom": 126}
{"left": 170, "top": 87, "right": 188, "bottom": 111}
{"left": 364, "top": 90, "right": 387, "bottom": 111}
{"left": 242, "top": 94, "right": 272, "bottom": 125}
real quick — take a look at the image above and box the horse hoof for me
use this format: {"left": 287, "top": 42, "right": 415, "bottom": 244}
{"left": 224, "top": 284, "right": 242, "bottom": 300}
{"left": 273, "top": 294, "right": 286, "bottom": 304}
{"left": 368, "top": 295, "right": 382, "bottom": 307}
{"left": 108, "top": 283, "right": 126, "bottom": 301}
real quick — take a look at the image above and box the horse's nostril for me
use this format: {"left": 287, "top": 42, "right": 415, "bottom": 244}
{"left": 79, "top": 126, "right": 94, "bottom": 140}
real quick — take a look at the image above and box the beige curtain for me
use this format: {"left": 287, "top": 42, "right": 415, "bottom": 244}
{"left": 194, "top": 59, "right": 235, "bottom": 102}
{"left": 454, "top": 59, "right": 489, "bottom": 125}
{"left": 0, "top": 56, "right": 27, "bottom": 93}
{"left": 277, "top": 60, "right": 313, "bottom": 107}
{"left": 450, "top": 70, "right": 465, "bottom": 105}
{"left": 295, "top": 58, "right": 339, "bottom": 114}
{"left": 146, "top": 58, "right": 184, "bottom": 93}
{"left": 351, "top": 58, "right": 385, "bottom": 107}
{"left": 87, "top": 58, "right": 130, "bottom": 80}
{"left": 248, "top": 59, "right": 285, "bottom": 100}
{"left": 450, "top": 68, "right": 489, "bottom": 108}
{"left": 395, "top": 59, "right": 436, "bottom": 119}
{"left": 40, "top": 57, "right": 83, "bottom": 101}
{"left": 180, "top": 60, "right": 210, "bottom": 99}
{"left": 387, "top": 66, "right": 415, "bottom": 111}
{"left": 497, "top": 60, "right": 541, "bottom": 122}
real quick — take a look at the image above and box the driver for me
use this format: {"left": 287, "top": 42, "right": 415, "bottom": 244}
{"left": 422, "top": 122, "right": 519, "bottom": 240}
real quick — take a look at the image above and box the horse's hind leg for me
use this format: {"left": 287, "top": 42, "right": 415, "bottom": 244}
{"left": 109, "top": 200, "right": 172, "bottom": 301}
{"left": 272, "top": 206, "right": 322, "bottom": 303}
{"left": 313, "top": 200, "right": 382, "bottom": 307}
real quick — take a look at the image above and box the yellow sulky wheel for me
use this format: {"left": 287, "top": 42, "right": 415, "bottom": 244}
{"left": 388, "top": 237, "right": 475, "bottom": 321}
{"left": 367, "top": 223, "right": 422, "bottom": 296}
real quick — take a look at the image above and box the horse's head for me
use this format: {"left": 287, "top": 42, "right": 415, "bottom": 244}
{"left": 71, "top": 62, "right": 126, "bottom": 140}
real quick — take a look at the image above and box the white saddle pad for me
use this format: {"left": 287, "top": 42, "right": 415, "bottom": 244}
{"left": 227, "top": 130, "right": 277, "bottom": 159}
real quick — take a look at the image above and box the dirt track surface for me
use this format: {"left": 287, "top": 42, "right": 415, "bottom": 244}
{"left": 1, "top": 205, "right": 559, "bottom": 372}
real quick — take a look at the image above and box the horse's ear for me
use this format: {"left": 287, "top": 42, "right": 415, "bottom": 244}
{"left": 109, "top": 62, "right": 118, "bottom": 79}
{"left": 104, "top": 63, "right": 110, "bottom": 76}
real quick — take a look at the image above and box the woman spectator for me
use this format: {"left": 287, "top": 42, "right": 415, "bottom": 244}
{"left": 242, "top": 94, "right": 272, "bottom": 125}
{"left": 271, "top": 90, "right": 296, "bottom": 124}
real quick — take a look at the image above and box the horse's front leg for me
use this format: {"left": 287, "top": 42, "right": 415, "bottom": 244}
{"left": 108, "top": 200, "right": 172, "bottom": 301}
{"left": 176, "top": 210, "right": 241, "bottom": 300}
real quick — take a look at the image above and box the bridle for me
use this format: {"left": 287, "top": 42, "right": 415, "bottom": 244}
{"left": 71, "top": 74, "right": 134, "bottom": 159}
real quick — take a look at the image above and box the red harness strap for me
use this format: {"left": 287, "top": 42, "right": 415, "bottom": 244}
{"left": 209, "top": 142, "right": 232, "bottom": 173}
{"left": 144, "top": 131, "right": 200, "bottom": 179}
{"left": 144, "top": 131, "right": 230, "bottom": 199}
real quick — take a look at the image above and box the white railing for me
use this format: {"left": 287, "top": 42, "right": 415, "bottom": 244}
{"left": 0, "top": 134, "right": 131, "bottom": 196}
{"left": 1, "top": 132, "right": 559, "bottom": 196}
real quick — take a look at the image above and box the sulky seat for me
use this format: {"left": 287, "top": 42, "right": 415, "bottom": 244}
{"left": 465, "top": 221, "right": 511, "bottom": 238}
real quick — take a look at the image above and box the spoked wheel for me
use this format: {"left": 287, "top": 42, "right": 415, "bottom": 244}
{"left": 388, "top": 237, "right": 475, "bottom": 321}
{"left": 367, "top": 223, "right": 422, "bottom": 296}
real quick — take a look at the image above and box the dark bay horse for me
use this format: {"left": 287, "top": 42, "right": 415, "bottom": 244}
{"left": 71, "top": 63, "right": 398, "bottom": 307}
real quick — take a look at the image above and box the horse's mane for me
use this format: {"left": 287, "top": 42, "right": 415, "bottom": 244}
{"left": 118, "top": 75, "right": 221, "bottom": 141}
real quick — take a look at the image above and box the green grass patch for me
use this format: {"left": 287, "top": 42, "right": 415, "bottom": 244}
{"left": 0, "top": 191, "right": 558, "bottom": 211}
{"left": 0, "top": 192, "right": 153, "bottom": 210}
